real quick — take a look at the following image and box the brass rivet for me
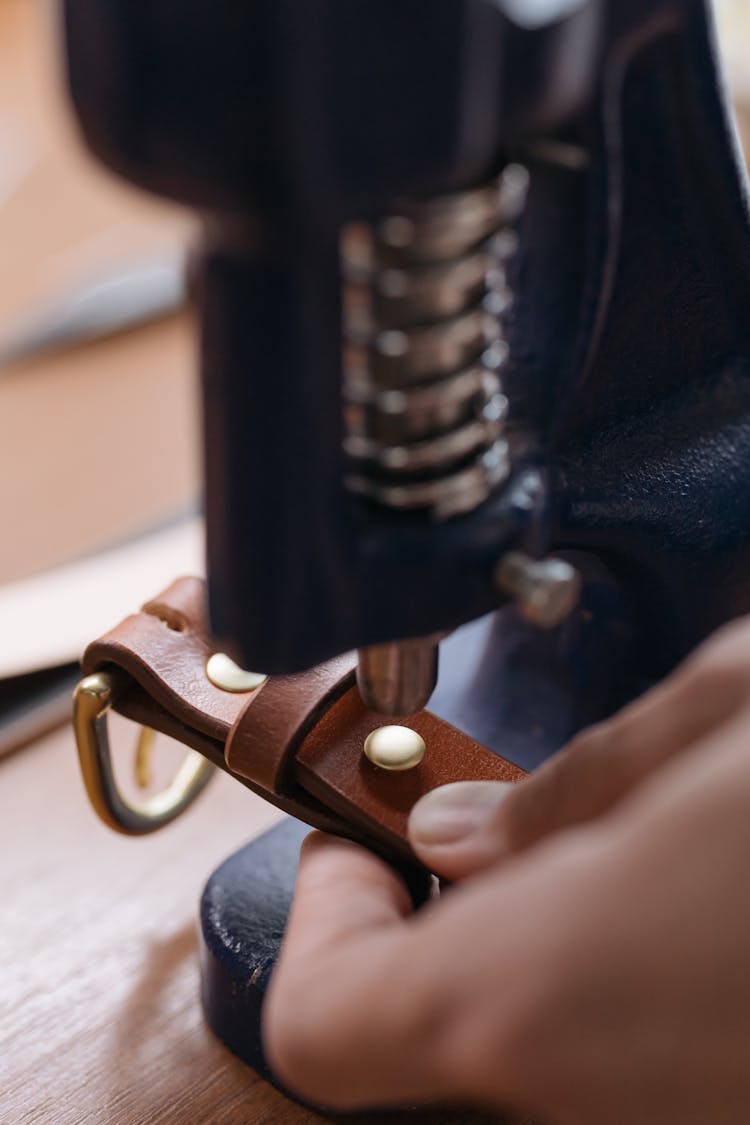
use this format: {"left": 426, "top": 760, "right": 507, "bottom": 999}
{"left": 206, "top": 654, "right": 267, "bottom": 694}
{"left": 363, "top": 725, "right": 426, "bottom": 772}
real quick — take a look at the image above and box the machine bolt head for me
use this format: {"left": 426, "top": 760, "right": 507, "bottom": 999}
{"left": 495, "top": 551, "right": 582, "bottom": 629}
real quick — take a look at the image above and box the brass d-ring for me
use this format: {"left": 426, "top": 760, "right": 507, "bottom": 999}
{"left": 73, "top": 670, "right": 216, "bottom": 836}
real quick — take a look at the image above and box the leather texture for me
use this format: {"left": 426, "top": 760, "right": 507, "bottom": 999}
{"left": 82, "top": 576, "right": 526, "bottom": 865}
{"left": 295, "top": 687, "right": 523, "bottom": 858}
{"left": 225, "top": 656, "right": 357, "bottom": 795}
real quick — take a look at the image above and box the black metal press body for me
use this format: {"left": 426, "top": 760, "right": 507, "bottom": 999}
{"left": 63, "top": 0, "right": 750, "bottom": 1083}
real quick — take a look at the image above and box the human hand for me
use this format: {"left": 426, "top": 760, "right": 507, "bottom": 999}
{"left": 263, "top": 617, "right": 750, "bottom": 1123}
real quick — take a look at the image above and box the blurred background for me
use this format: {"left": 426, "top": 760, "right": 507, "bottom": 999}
{"left": 0, "top": 0, "right": 199, "bottom": 587}
{"left": 716, "top": 0, "right": 750, "bottom": 149}
{"left": 0, "top": 0, "right": 748, "bottom": 737}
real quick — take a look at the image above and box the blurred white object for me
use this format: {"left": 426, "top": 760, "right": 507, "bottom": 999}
{"left": 0, "top": 515, "right": 203, "bottom": 679}
{"left": 712, "top": 0, "right": 750, "bottom": 162}
{"left": 713, "top": 0, "right": 750, "bottom": 101}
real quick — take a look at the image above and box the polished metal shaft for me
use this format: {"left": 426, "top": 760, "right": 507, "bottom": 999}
{"left": 356, "top": 637, "right": 440, "bottom": 716}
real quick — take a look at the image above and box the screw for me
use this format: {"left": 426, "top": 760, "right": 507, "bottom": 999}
{"left": 495, "top": 552, "right": 582, "bottom": 629}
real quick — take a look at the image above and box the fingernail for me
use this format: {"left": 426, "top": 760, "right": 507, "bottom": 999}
{"left": 408, "top": 782, "right": 513, "bottom": 847}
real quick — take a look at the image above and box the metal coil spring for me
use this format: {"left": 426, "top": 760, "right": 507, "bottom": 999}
{"left": 340, "top": 164, "right": 529, "bottom": 521}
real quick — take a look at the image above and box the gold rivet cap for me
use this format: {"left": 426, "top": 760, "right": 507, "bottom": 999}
{"left": 363, "top": 725, "right": 426, "bottom": 771}
{"left": 206, "top": 653, "right": 267, "bottom": 694}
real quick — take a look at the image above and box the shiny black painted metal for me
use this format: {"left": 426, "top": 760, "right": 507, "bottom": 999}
{"left": 63, "top": 0, "right": 605, "bottom": 671}
{"left": 64, "top": 0, "right": 750, "bottom": 687}
{"left": 64, "top": 1, "right": 602, "bottom": 217}
{"left": 558, "top": 0, "right": 750, "bottom": 675}
{"left": 199, "top": 817, "right": 306, "bottom": 1084}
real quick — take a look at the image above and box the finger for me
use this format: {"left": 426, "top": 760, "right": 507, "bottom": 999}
{"left": 263, "top": 823, "right": 546, "bottom": 1112}
{"left": 281, "top": 830, "right": 413, "bottom": 964}
{"left": 406, "top": 674, "right": 701, "bottom": 881}
{"left": 264, "top": 815, "right": 629, "bottom": 1115}
{"left": 408, "top": 781, "right": 516, "bottom": 881}
{"left": 409, "top": 631, "right": 750, "bottom": 880}
{"left": 500, "top": 645, "right": 750, "bottom": 854}
{"left": 264, "top": 832, "right": 440, "bottom": 1108}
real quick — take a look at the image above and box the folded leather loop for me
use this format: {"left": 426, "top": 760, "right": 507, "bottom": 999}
{"left": 82, "top": 576, "right": 526, "bottom": 862}
{"left": 81, "top": 577, "right": 355, "bottom": 838}
{"left": 84, "top": 576, "right": 252, "bottom": 737}
{"left": 225, "top": 657, "right": 357, "bottom": 796}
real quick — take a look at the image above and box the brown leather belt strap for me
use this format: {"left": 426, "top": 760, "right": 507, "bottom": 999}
{"left": 82, "top": 576, "right": 526, "bottom": 862}
{"left": 225, "top": 658, "right": 356, "bottom": 795}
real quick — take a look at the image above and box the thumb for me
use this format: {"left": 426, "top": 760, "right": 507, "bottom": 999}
{"left": 407, "top": 677, "right": 714, "bottom": 882}
{"left": 410, "top": 619, "right": 750, "bottom": 882}
{"left": 408, "top": 781, "right": 516, "bottom": 881}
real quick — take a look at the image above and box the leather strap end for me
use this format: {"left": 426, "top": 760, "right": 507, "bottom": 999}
{"left": 79, "top": 577, "right": 527, "bottom": 867}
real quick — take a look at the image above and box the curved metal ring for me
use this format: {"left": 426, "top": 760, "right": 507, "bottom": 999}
{"left": 73, "top": 670, "right": 216, "bottom": 836}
